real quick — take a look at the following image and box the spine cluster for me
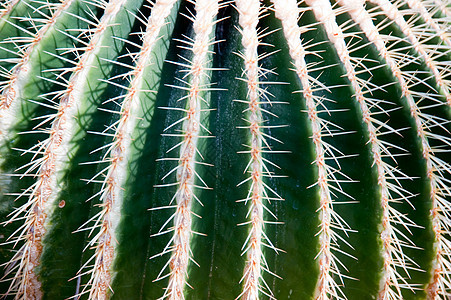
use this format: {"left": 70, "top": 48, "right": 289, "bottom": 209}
{"left": 0, "top": 0, "right": 19, "bottom": 22}
{"left": 339, "top": 1, "right": 451, "bottom": 298}
{"left": 406, "top": 0, "right": 451, "bottom": 48}
{"left": 237, "top": 1, "right": 265, "bottom": 297}
{"left": 369, "top": 0, "right": 451, "bottom": 106}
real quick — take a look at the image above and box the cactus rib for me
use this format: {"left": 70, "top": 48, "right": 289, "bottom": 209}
{"left": 432, "top": 0, "right": 451, "bottom": 16}
{"left": 368, "top": 0, "right": 451, "bottom": 106}
{"left": 0, "top": 0, "right": 450, "bottom": 299}
{"left": 235, "top": 0, "right": 286, "bottom": 298}
{"left": 0, "top": 0, "right": 74, "bottom": 144}
{"left": 152, "top": 0, "right": 219, "bottom": 298}
{"left": 406, "top": 0, "right": 451, "bottom": 48}
{"left": 0, "top": 0, "right": 19, "bottom": 21}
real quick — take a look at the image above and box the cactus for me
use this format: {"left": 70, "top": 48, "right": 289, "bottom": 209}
{"left": 0, "top": 0, "right": 450, "bottom": 299}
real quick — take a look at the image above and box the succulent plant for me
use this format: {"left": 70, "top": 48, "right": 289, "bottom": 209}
{"left": 0, "top": 0, "right": 450, "bottom": 299}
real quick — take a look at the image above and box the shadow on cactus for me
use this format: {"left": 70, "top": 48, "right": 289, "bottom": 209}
{"left": 0, "top": 0, "right": 450, "bottom": 299}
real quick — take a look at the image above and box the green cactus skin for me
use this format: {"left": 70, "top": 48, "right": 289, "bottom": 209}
{"left": 0, "top": 0, "right": 450, "bottom": 299}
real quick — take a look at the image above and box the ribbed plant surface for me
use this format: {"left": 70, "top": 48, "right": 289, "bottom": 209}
{"left": 0, "top": 0, "right": 450, "bottom": 299}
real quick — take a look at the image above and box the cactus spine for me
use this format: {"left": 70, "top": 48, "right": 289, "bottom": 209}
{"left": 0, "top": 0, "right": 450, "bottom": 299}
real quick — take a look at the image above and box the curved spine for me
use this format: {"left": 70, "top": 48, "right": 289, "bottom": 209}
{"left": 77, "top": 0, "right": 180, "bottom": 298}
{"left": 0, "top": 1, "right": 449, "bottom": 299}
{"left": 3, "top": 0, "right": 128, "bottom": 298}
{"left": 432, "top": 0, "right": 451, "bottom": 17}
{"left": 339, "top": 1, "right": 451, "bottom": 298}
{"left": 406, "top": 0, "right": 451, "bottom": 48}
{"left": 273, "top": 0, "right": 353, "bottom": 299}
{"left": 368, "top": 0, "right": 451, "bottom": 106}
{"left": 305, "top": 0, "right": 418, "bottom": 298}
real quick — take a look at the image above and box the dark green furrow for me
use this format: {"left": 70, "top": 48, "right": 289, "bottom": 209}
{"left": 258, "top": 9, "right": 320, "bottom": 300}
{"left": 107, "top": 1, "right": 186, "bottom": 298}
{"left": 187, "top": 6, "right": 248, "bottom": 299}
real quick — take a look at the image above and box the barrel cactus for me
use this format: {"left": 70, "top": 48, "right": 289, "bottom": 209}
{"left": 0, "top": 0, "right": 450, "bottom": 299}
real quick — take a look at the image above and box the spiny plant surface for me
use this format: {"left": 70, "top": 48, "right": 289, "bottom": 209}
{"left": 0, "top": 0, "right": 450, "bottom": 299}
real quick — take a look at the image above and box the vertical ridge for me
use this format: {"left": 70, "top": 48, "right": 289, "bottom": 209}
{"left": 0, "top": 0, "right": 19, "bottom": 23}
{"left": 406, "top": 0, "right": 451, "bottom": 48}
{"left": 153, "top": 0, "right": 219, "bottom": 298}
{"left": 0, "top": 0, "right": 74, "bottom": 141}
{"left": 235, "top": 1, "right": 285, "bottom": 298}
